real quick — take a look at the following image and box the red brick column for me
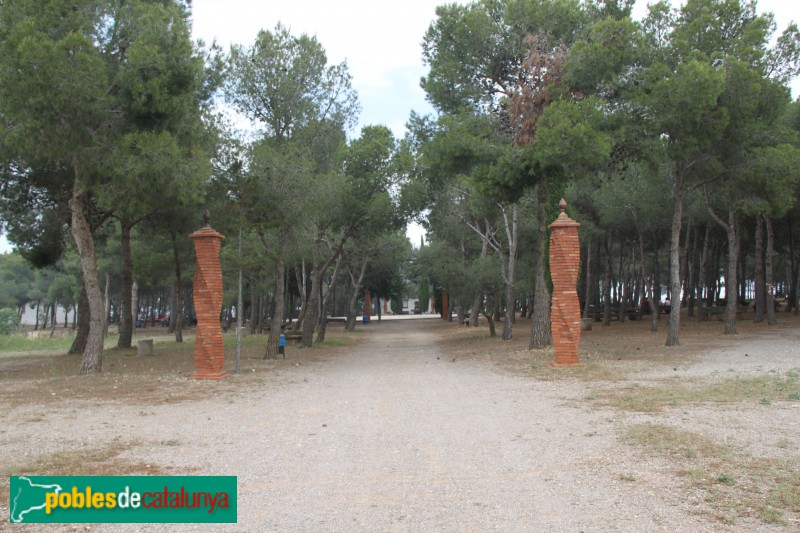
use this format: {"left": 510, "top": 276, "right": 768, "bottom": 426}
{"left": 549, "top": 199, "right": 581, "bottom": 367}
{"left": 364, "top": 290, "right": 371, "bottom": 320}
{"left": 189, "top": 225, "right": 227, "bottom": 380}
{"left": 442, "top": 290, "right": 449, "bottom": 320}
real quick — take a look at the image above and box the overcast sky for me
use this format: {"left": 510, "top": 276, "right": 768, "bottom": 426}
{"left": 0, "top": 0, "right": 797, "bottom": 253}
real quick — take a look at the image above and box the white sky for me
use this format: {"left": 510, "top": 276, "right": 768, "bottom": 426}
{"left": 190, "top": 0, "right": 446, "bottom": 138}
{"left": 0, "top": 0, "right": 797, "bottom": 253}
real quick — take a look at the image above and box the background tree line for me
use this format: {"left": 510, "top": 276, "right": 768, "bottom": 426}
{"left": 411, "top": 0, "right": 800, "bottom": 348}
{"left": 1, "top": 0, "right": 799, "bottom": 375}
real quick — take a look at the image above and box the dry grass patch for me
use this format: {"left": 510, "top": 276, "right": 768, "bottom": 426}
{"left": 0, "top": 439, "right": 171, "bottom": 510}
{"left": 596, "top": 370, "right": 800, "bottom": 412}
{"left": 0, "top": 327, "right": 360, "bottom": 409}
{"left": 625, "top": 423, "right": 730, "bottom": 460}
{"left": 626, "top": 423, "right": 800, "bottom": 526}
{"left": 430, "top": 316, "right": 716, "bottom": 381}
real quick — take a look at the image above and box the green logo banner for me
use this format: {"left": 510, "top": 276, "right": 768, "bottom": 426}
{"left": 9, "top": 476, "right": 237, "bottom": 523}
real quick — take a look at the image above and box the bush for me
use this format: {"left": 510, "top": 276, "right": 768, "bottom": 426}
{"left": 0, "top": 308, "right": 20, "bottom": 335}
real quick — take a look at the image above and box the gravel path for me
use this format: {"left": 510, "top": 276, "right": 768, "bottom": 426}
{"left": 5, "top": 319, "right": 796, "bottom": 532}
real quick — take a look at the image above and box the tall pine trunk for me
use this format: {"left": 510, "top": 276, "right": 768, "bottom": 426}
{"left": 666, "top": 171, "right": 684, "bottom": 346}
{"left": 301, "top": 262, "right": 321, "bottom": 347}
{"left": 603, "top": 233, "right": 613, "bottom": 327}
{"left": 707, "top": 202, "right": 739, "bottom": 335}
{"left": 753, "top": 215, "right": 765, "bottom": 323}
{"left": 317, "top": 254, "right": 342, "bottom": 344}
{"left": 48, "top": 301, "right": 57, "bottom": 337}
{"left": 346, "top": 258, "right": 368, "bottom": 331}
{"left": 69, "top": 186, "right": 105, "bottom": 373}
{"left": 722, "top": 209, "right": 739, "bottom": 334}
{"left": 103, "top": 272, "right": 110, "bottom": 337}
{"left": 235, "top": 229, "right": 243, "bottom": 373}
{"left": 118, "top": 221, "right": 134, "bottom": 349}
{"left": 582, "top": 235, "right": 593, "bottom": 320}
{"left": 303, "top": 246, "right": 344, "bottom": 346}
{"left": 172, "top": 232, "right": 184, "bottom": 343}
{"left": 69, "top": 282, "right": 89, "bottom": 355}
{"left": 765, "top": 215, "right": 777, "bottom": 325}
{"left": 501, "top": 204, "right": 518, "bottom": 341}
{"left": 688, "top": 226, "right": 701, "bottom": 317}
{"left": 265, "top": 256, "right": 285, "bottom": 359}
{"left": 249, "top": 279, "right": 258, "bottom": 334}
{"left": 699, "top": 224, "right": 713, "bottom": 322}
{"left": 483, "top": 292, "right": 497, "bottom": 337}
{"left": 529, "top": 193, "right": 551, "bottom": 349}
{"left": 680, "top": 218, "right": 692, "bottom": 310}
{"left": 787, "top": 219, "right": 798, "bottom": 313}
{"left": 635, "top": 220, "right": 659, "bottom": 332}
{"left": 293, "top": 263, "right": 308, "bottom": 332}
{"left": 470, "top": 234, "right": 489, "bottom": 328}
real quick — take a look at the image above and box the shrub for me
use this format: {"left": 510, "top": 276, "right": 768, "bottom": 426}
{"left": 0, "top": 308, "right": 20, "bottom": 335}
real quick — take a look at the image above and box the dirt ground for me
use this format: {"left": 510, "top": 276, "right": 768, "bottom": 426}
{"left": 1, "top": 313, "right": 798, "bottom": 531}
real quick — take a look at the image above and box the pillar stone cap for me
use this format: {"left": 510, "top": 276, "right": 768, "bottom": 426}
{"left": 549, "top": 198, "right": 580, "bottom": 229}
{"left": 189, "top": 225, "right": 225, "bottom": 240}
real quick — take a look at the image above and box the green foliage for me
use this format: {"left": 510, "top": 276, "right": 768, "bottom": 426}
{"left": 479, "top": 144, "right": 536, "bottom": 203}
{"left": 421, "top": 0, "right": 589, "bottom": 113}
{"left": 565, "top": 16, "right": 642, "bottom": 93}
{"left": 671, "top": 0, "right": 774, "bottom": 69}
{"left": 0, "top": 308, "right": 19, "bottom": 335}
{"left": 362, "top": 232, "right": 412, "bottom": 301}
{"left": 769, "top": 23, "right": 800, "bottom": 83}
{"left": 423, "top": 113, "right": 504, "bottom": 192}
{"left": 534, "top": 97, "right": 612, "bottom": 173}
{"left": 417, "top": 282, "right": 430, "bottom": 313}
{"left": 224, "top": 23, "right": 368, "bottom": 287}
{"left": 0, "top": 253, "right": 35, "bottom": 309}
{"left": 0, "top": 0, "right": 211, "bottom": 184}
{"left": 736, "top": 144, "right": 800, "bottom": 217}
{"left": 339, "top": 125, "right": 406, "bottom": 236}
{"left": 592, "top": 162, "right": 673, "bottom": 233}
{"left": 226, "top": 23, "right": 359, "bottom": 139}
{"left": 639, "top": 59, "right": 729, "bottom": 163}
{"left": 0, "top": 165, "right": 70, "bottom": 268}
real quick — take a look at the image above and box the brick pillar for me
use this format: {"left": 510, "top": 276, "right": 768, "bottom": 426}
{"left": 549, "top": 199, "right": 581, "bottom": 367}
{"left": 442, "top": 289, "right": 449, "bottom": 320}
{"left": 364, "top": 290, "right": 371, "bottom": 319}
{"left": 189, "top": 224, "right": 227, "bottom": 380}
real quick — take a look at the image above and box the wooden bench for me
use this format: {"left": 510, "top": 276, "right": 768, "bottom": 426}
{"left": 701, "top": 305, "right": 749, "bottom": 318}
{"left": 591, "top": 307, "right": 620, "bottom": 322}
{"left": 283, "top": 332, "right": 303, "bottom": 345}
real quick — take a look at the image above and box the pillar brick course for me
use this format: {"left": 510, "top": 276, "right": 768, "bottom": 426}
{"left": 189, "top": 224, "right": 227, "bottom": 380}
{"left": 364, "top": 290, "right": 371, "bottom": 320}
{"left": 549, "top": 199, "right": 581, "bottom": 367}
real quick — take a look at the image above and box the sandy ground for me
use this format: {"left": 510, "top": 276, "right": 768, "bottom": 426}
{"left": 1, "top": 317, "right": 799, "bottom": 532}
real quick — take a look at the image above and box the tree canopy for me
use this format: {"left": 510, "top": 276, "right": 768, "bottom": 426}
{"left": 1, "top": 0, "right": 799, "bottom": 372}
